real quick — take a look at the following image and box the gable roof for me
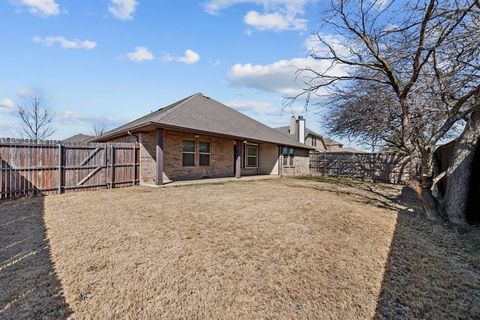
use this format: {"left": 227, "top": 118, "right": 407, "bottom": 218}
{"left": 94, "top": 93, "right": 311, "bottom": 149}
{"left": 63, "top": 133, "right": 93, "bottom": 143}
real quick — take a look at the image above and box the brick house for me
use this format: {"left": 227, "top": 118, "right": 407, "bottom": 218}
{"left": 93, "top": 93, "right": 312, "bottom": 185}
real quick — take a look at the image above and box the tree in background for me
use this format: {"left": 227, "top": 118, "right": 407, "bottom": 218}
{"left": 17, "top": 91, "right": 55, "bottom": 141}
{"left": 289, "top": 0, "right": 480, "bottom": 223}
{"left": 92, "top": 121, "right": 108, "bottom": 137}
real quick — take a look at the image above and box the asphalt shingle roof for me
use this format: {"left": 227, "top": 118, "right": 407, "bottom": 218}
{"left": 63, "top": 133, "right": 94, "bottom": 143}
{"left": 94, "top": 93, "right": 311, "bottom": 149}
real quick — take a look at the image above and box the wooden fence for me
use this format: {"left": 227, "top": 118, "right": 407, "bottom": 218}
{"left": 310, "top": 151, "right": 410, "bottom": 184}
{"left": 433, "top": 141, "right": 455, "bottom": 197}
{"left": 0, "top": 138, "right": 139, "bottom": 199}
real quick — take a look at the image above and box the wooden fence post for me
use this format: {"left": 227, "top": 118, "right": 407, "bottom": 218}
{"left": 132, "top": 144, "right": 136, "bottom": 186}
{"left": 109, "top": 145, "right": 115, "bottom": 189}
{"left": 57, "top": 144, "right": 63, "bottom": 194}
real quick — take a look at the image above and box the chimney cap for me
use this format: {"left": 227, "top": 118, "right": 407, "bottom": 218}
{"left": 298, "top": 115, "right": 304, "bottom": 120}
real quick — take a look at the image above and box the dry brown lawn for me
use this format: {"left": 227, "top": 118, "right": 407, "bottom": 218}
{"left": 1, "top": 177, "right": 479, "bottom": 319}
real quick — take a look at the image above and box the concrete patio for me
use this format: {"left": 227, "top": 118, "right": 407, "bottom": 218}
{"left": 140, "top": 174, "right": 280, "bottom": 188}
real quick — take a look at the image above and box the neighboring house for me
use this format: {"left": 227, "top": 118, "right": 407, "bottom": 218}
{"left": 62, "top": 134, "right": 93, "bottom": 143}
{"left": 93, "top": 93, "right": 313, "bottom": 185}
{"left": 341, "top": 146, "right": 363, "bottom": 153}
{"left": 274, "top": 116, "right": 343, "bottom": 152}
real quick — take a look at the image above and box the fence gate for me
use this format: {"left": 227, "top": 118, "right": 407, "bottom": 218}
{"left": 0, "top": 139, "right": 139, "bottom": 199}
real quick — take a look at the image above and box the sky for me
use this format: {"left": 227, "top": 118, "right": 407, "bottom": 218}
{"left": 0, "top": 0, "right": 361, "bottom": 149}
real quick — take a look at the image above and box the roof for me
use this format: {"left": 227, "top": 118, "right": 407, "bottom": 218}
{"left": 274, "top": 126, "right": 343, "bottom": 146}
{"left": 323, "top": 137, "right": 343, "bottom": 146}
{"left": 341, "top": 147, "right": 362, "bottom": 153}
{"left": 63, "top": 134, "right": 94, "bottom": 143}
{"left": 94, "top": 93, "right": 312, "bottom": 149}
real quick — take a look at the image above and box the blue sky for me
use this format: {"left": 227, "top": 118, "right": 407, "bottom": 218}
{"left": 0, "top": 0, "right": 360, "bottom": 148}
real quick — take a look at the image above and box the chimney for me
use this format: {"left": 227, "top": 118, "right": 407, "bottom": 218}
{"left": 289, "top": 116, "right": 296, "bottom": 136}
{"left": 296, "top": 116, "right": 305, "bottom": 143}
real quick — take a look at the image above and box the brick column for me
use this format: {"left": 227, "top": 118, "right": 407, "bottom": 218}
{"left": 235, "top": 140, "right": 242, "bottom": 178}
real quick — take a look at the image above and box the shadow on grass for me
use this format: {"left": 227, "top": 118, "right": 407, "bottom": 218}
{"left": 289, "top": 176, "right": 480, "bottom": 319}
{"left": 0, "top": 196, "right": 71, "bottom": 319}
{"left": 375, "top": 202, "right": 480, "bottom": 319}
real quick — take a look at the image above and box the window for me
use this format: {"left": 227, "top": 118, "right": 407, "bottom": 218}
{"left": 312, "top": 136, "right": 317, "bottom": 147}
{"left": 182, "top": 140, "right": 195, "bottom": 166}
{"left": 282, "top": 147, "right": 295, "bottom": 167}
{"left": 199, "top": 142, "right": 210, "bottom": 166}
{"left": 245, "top": 144, "right": 258, "bottom": 167}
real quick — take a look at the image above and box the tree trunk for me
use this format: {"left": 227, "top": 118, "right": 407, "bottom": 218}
{"left": 444, "top": 113, "right": 480, "bottom": 225}
{"left": 408, "top": 145, "right": 439, "bottom": 220}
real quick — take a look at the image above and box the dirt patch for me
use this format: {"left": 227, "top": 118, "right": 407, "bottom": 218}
{"left": 1, "top": 178, "right": 479, "bottom": 319}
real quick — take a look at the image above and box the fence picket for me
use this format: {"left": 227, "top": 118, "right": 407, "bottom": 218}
{"left": 0, "top": 138, "right": 139, "bottom": 199}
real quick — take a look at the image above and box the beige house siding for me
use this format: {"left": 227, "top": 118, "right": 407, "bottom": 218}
{"left": 258, "top": 144, "right": 279, "bottom": 175}
{"left": 305, "top": 134, "right": 327, "bottom": 151}
{"left": 281, "top": 148, "right": 310, "bottom": 176}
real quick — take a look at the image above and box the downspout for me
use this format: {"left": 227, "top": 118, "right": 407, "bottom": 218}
{"left": 127, "top": 130, "right": 139, "bottom": 143}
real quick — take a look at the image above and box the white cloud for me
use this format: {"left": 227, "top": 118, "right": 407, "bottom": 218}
{"left": 16, "top": 88, "right": 33, "bottom": 98}
{"left": 109, "top": 0, "right": 138, "bottom": 20}
{"left": 176, "top": 49, "right": 200, "bottom": 64}
{"left": 303, "top": 34, "right": 351, "bottom": 59}
{"left": 244, "top": 10, "right": 306, "bottom": 31}
{"left": 58, "top": 110, "right": 122, "bottom": 127}
{"left": 13, "top": 0, "right": 60, "bottom": 17}
{"left": 227, "top": 100, "right": 280, "bottom": 116}
{"left": 0, "top": 98, "right": 15, "bottom": 113}
{"left": 228, "top": 56, "right": 348, "bottom": 96}
{"left": 162, "top": 49, "right": 200, "bottom": 64}
{"left": 126, "top": 47, "right": 154, "bottom": 62}
{"left": 33, "top": 36, "right": 96, "bottom": 49}
{"left": 204, "top": 0, "right": 313, "bottom": 32}
{"left": 204, "top": 0, "right": 311, "bottom": 15}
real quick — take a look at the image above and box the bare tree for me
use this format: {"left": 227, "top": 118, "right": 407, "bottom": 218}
{"left": 17, "top": 92, "right": 55, "bottom": 141}
{"left": 288, "top": 0, "right": 480, "bottom": 222}
{"left": 92, "top": 121, "right": 108, "bottom": 137}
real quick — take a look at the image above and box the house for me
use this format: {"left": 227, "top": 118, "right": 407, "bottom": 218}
{"left": 63, "top": 133, "right": 94, "bottom": 143}
{"left": 93, "top": 93, "right": 313, "bottom": 185}
{"left": 274, "top": 116, "right": 343, "bottom": 152}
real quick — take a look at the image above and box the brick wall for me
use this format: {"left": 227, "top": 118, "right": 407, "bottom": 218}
{"left": 163, "top": 130, "right": 234, "bottom": 181}
{"left": 138, "top": 131, "right": 157, "bottom": 184}
{"left": 109, "top": 129, "right": 310, "bottom": 182}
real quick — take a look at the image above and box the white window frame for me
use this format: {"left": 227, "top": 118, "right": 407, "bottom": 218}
{"left": 244, "top": 143, "right": 258, "bottom": 168}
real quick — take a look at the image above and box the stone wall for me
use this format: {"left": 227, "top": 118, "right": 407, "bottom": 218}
{"left": 281, "top": 148, "right": 310, "bottom": 176}
{"left": 310, "top": 151, "right": 410, "bottom": 184}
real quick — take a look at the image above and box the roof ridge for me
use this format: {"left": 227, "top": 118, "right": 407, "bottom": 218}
{"left": 98, "top": 93, "right": 200, "bottom": 138}
{"left": 155, "top": 92, "right": 203, "bottom": 123}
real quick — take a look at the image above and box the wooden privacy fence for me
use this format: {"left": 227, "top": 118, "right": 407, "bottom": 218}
{"left": 0, "top": 138, "right": 139, "bottom": 199}
{"left": 310, "top": 151, "right": 410, "bottom": 184}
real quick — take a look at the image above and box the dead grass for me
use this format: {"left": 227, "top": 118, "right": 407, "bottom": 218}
{"left": 1, "top": 177, "right": 479, "bottom": 319}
